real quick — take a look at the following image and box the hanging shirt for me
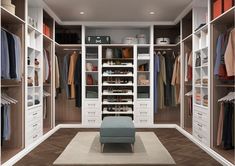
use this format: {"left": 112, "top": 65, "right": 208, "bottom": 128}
{"left": 225, "top": 28, "right": 235, "bottom": 76}
{"left": 6, "top": 31, "right": 17, "bottom": 79}
{"left": 55, "top": 55, "right": 60, "bottom": 89}
{"left": 1, "top": 30, "right": 10, "bottom": 79}
{"left": 157, "top": 52, "right": 166, "bottom": 109}
{"left": 13, "top": 34, "right": 21, "bottom": 81}
{"left": 184, "top": 52, "right": 188, "bottom": 82}
{"left": 154, "top": 52, "right": 160, "bottom": 112}
{"left": 62, "top": 55, "right": 70, "bottom": 98}
{"left": 68, "top": 52, "right": 78, "bottom": 99}
{"left": 74, "top": 54, "right": 82, "bottom": 107}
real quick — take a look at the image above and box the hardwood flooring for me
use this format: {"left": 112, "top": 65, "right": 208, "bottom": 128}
{"left": 15, "top": 128, "right": 221, "bottom": 166}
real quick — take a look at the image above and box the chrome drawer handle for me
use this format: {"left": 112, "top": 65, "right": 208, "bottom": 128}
{"left": 33, "top": 113, "right": 37, "bottom": 116}
{"left": 198, "top": 134, "right": 202, "bottom": 139}
{"left": 197, "top": 124, "right": 202, "bottom": 127}
{"left": 33, "top": 135, "right": 38, "bottom": 139}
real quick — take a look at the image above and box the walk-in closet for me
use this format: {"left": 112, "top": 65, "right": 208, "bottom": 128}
{"left": 0, "top": 0, "right": 234, "bottom": 165}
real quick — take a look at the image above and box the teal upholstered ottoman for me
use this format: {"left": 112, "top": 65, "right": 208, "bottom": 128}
{"left": 100, "top": 116, "right": 135, "bottom": 152}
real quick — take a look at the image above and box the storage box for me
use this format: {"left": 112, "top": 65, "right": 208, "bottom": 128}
{"left": 213, "top": 0, "right": 223, "bottom": 19}
{"left": 43, "top": 24, "right": 51, "bottom": 38}
{"left": 86, "top": 36, "right": 111, "bottom": 44}
{"left": 223, "top": 0, "right": 234, "bottom": 12}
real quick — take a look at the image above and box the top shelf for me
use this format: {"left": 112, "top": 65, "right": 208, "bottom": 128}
{"left": 1, "top": 6, "right": 25, "bottom": 24}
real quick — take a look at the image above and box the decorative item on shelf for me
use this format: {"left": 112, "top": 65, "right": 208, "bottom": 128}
{"left": 202, "top": 56, "right": 208, "bottom": 66}
{"left": 28, "top": 77, "right": 33, "bottom": 86}
{"left": 122, "top": 48, "right": 133, "bottom": 58}
{"left": 195, "top": 54, "right": 201, "bottom": 67}
{"left": 136, "top": 34, "right": 147, "bottom": 44}
{"left": 138, "top": 53, "right": 150, "bottom": 59}
{"left": 138, "top": 63, "right": 149, "bottom": 71}
{"left": 92, "top": 66, "right": 98, "bottom": 71}
{"left": 203, "top": 95, "right": 208, "bottom": 107}
{"left": 114, "top": 48, "right": 122, "bottom": 58}
{"left": 138, "top": 74, "right": 149, "bottom": 85}
{"left": 34, "top": 71, "right": 39, "bottom": 86}
{"left": 156, "top": 37, "right": 170, "bottom": 45}
{"left": 202, "top": 76, "right": 208, "bottom": 86}
{"left": 35, "top": 58, "right": 40, "bottom": 67}
{"left": 2, "top": 0, "right": 15, "bottom": 15}
{"left": 27, "top": 100, "right": 33, "bottom": 107}
{"left": 28, "top": 57, "right": 31, "bottom": 65}
{"left": 43, "top": 23, "right": 51, "bottom": 38}
{"left": 28, "top": 16, "right": 38, "bottom": 29}
{"left": 195, "top": 78, "right": 201, "bottom": 85}
{"left": 86, "top": 36, "right": 111, "bottom": 44}
{"left": 195, "top": 23, "right": 206, "bottom": 32}
{"left": 105, "top": 48, "right": 113, "bottom": 59}
{"left": 123, "top": 37, "right": 138, "bottom": 44}
{"left": 86, "top": 63, "right": 93, "bottom": 71}
{"left": 86, "top": 74, "right": 94, "bottom": 85}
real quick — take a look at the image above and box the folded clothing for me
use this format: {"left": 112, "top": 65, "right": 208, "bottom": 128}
{"left": 195, "top": 79, "right": 201, "bottom": 85}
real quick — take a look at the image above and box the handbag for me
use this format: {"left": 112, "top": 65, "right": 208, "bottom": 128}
{"left": 195, "top": 54, "right": 201, "bottom": 67}
{"left": 122, "top": 48, "right": 133, "bottom": 59}
{"left": 114, "top": 48, "right": 122, "bottom": 58}
{"left": 86, "top": 74, "right": 94, "bottom": 85}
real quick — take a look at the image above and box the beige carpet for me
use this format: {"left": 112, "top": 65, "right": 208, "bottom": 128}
{"left": 54, "top": 132, "right": 175, "bottom": 165}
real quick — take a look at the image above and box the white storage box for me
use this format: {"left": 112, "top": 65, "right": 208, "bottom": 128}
{"left": 156, "top": 37, "right": 170, "bottom": 45}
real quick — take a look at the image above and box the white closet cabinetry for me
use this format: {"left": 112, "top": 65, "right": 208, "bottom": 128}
{"left": 82, "top": 45, "right": 102, "bottom": 126}
{"left": 25, "top": 1, "right": 43, "bottom": 146}
{"left": 134, "top": 45, "right": 153, "bottom": 126}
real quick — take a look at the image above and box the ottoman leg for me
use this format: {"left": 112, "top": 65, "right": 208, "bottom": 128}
{"left": 131, "top": 143, "right": 134, "bottom": 153}
{"left": 101, "top": 143, "right": 104, "bottom": 153}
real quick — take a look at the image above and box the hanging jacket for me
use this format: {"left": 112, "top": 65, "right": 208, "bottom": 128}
{"left": 68, "top": 52, "right": 78, "bottom": 99}
{"left": 225, "top": 28, "right": 235, "bottom": 76}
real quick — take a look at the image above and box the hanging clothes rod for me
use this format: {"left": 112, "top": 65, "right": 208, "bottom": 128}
{"left": 154, "top": 48, "right": 173, "bottom": 51}
{"left": 1, "top": 27, "right": 13, "bottom": 35}
{"left": 63, "top": 48, "right": 81, "bottom": 51}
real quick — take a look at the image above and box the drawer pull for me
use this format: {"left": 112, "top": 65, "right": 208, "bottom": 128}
{"left": 140, "top": 104, "right": 147, "bottom": 107}
{"left": 197, "top": 124, "right": 202, "bottom": 127}
{"left": 33, "top": 135, "right": 38, "bottom": 139}
{"left": 33, "top": 124, "right": 38, "bottom": 127}
{"left": 197, "top": 113, "right": 202, "bottom": 116}
{"left": 197, "top": 134, "right": 202, "bottom": 139}
{"left": 33, "top": 113, "right": 38, "bottom": 116}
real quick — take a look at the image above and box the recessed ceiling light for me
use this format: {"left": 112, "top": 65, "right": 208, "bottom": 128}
{"left": 149, "top": 11, "right": 155, "bottom": 15}
{"left": 80, "top": 11, "right": 85, "bottom": 15}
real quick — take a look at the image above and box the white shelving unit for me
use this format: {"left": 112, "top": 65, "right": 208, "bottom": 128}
{"left": 25, "top": 1, "right": 43, "bottom": 147}
{"left": 192, "top": 0, "right": 210, "bottom": 147}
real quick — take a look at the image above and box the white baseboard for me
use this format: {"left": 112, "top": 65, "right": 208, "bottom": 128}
{"left": 2, "top": 124, "right": 233, "bottom": 166}
{"left": 175, "top": 125, "right": 234, "bottom": 166}
{"left": 2, "top": 125, "right": 60, "bottom": 166}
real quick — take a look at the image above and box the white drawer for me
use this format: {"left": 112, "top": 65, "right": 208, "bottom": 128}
{"left": 193, "top": 130, "right": 209, "bottom": 146}
{"left": 135, "top": 116, "right": 151, "bottom": 125}
{"left": 86, "top": 109, "right": 101, "bottom": 117}
{"left": 135, "top": 109, "right": 150, "bottom": 116}
{"left": 85, "top": 117, "right": 101, "bottom": 125}
{"left": 193, "top": 110, "right": 208, "bottom": 123}
{"left": 136, "top": 101, "right": 151, "bottom": 109}
{"left": 26, "top": 112, "right": 41, "bottom": 124}
{"left": 84, "top": 101, "right": 99, "bottom": 109}
{"left": 193, "top": 120, "right": 208, "bottom": 135}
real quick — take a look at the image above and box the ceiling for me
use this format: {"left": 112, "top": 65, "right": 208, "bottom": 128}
{"left": 43, "top": 0, "right": 192, "bottom": 22}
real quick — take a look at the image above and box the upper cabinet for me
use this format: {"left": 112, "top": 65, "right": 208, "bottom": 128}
{"left": 85, "top": 26, "right": 150, "bottom": 45}
{"left": 182, "top": 10, "right": 193, "bottom": 40}
{"left": 55, "top": 24, "right": 82, "bottom": 44}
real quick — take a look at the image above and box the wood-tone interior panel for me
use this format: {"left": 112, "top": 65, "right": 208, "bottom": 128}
{"left": 211, "top": 9, "right": 235, "bottom": 164}
{"left": 9, "top": 0, "right": 25, "bottom": 20}
{"left": 182, "top": 10, "right": 192, "bottom": 39}
{"left": 154, "top": 24, "right": 180, "bottom": 44}
{"left": 55, "top": 47, "right": 82, "bottom": 124}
